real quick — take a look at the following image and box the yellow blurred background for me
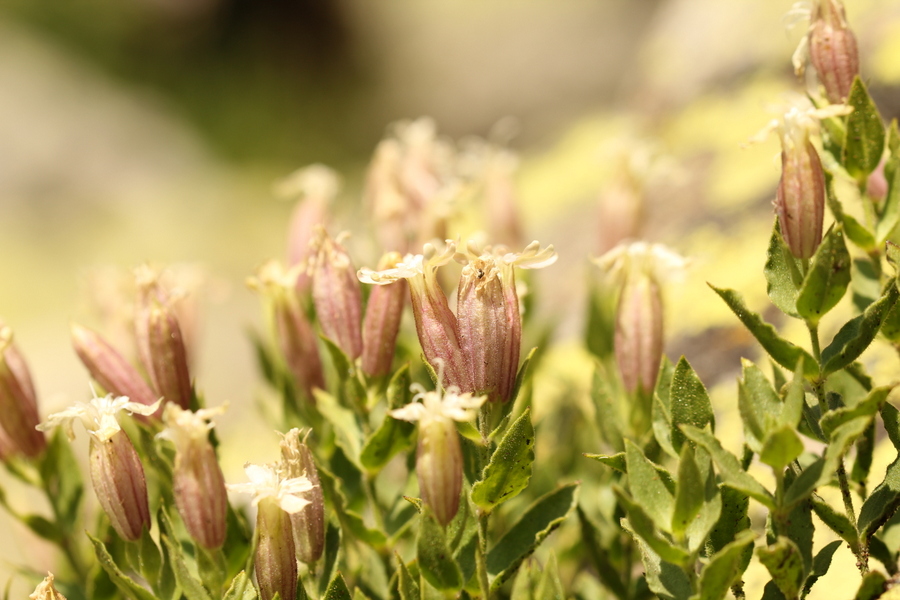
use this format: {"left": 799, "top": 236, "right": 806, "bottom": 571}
{"left": 2, "top": 0, "right": 900, "bottom": 597}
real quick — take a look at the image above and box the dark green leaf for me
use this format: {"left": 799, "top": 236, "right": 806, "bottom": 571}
{"left": 853, "top": 570, "right": 888, "bottom": 600}
{"left": 709, "top": 285, "right": 818, "bottom": 378}
{"left": 673, "top": 445, "right": 704, "bottom": 539}
{"left": 844, "top": 76, "right": 886, "bottom": 182}
{"left": 471, "top": 409, "right": 535, "bottom": 512}
{"left": 858, "top": 403, "right": 900, "bottom": 539}
{"left": 802, "top": 540, "right": 842, "bottom": 599}
{"left": 314, "top": 390, "right": 364, "bottom": 470}
{"left": 669, "top": 357, "right": 714, "bottom": 453}
{"left": 577, "top": 507, "right": 628, "bottom": 600}
{"left": 653, "top": 357, "right": 677, "bottom": 458}
{"left": 159, "top": 506, "right": 213, "bottom": 600}
{"left": 877, "top": 156, "right": 900, "bottom": 243}
{"left": 21, "top": 514, "right": 63, "bottom": 543}
{"left": 821, "top": 284, "right": 899, "bottom": 376}
{"left": 321, "top": 335, "right": 367, "bottom": 411}
{"left": 811, "top": 497, "right": 859, "bottom": 553}
{"left": 764, "top": 221, "right": 801, "bottom": 317}
{"left": 622, "top": 519, "right": 692, "bottom": 600}
{"left": 39, "top": 428, "right": 84, "bottom": 534}
{"left": 486, "top": 483, "right": 579, "bottom": 590}
{"left": 757, "top": 537, "right": 804, "bottom": 600}
{"left": 319, "top": 522, "right": 341, "bottom": 597}
{"left": 87, "top": 533, "right": 159, "bottom": 600}
{"left": 696, "top": 530, "right": 756, "bottom": 600}
{"left": 318, "top": 466, "right": 387, "bottom": 549}
{"left": 417, "top": 512, "right": 462, "bottom": 591}
{"left": 360, "top": 367, "right": 416, "bottom": 472}
{"left": 681, "top": 425, "right": 775, "bottom": 509}
{"left": 585, "top": 282, "right": 616, "bottom": 359}
{"left": 796, "top": 226, "right": 851, "bottom": 325}
{"left": 323, "top": 573, "right": 353, "bottom": 600}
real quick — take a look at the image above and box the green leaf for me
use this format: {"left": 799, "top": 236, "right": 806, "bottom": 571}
{"left": 696, "top": 530, "right": 756, "bottom": 600}
{"left": 853, "top": 570, "right": 888, "bottom": 600}
{"left": 486, "top": 483, "right": 579, "bottom": 590}
{"left": 802, "top": 540, "right": 842, "bottom": 599}
{"left": 811, "top": 497, "right": 859, "bottom": 553}
{"left": 510, "top": 347, "right": 538, "bottom": 406}
{"left": 87, "top": 533, "right": 159, "bottom": 600}
{"left": 318, "top": 522, "right": 341, "bottom": 597}
{"left": 759, "top": 426, "right": 803, "bottom": 471}
{"left": 820, "top": 386, "right": 891, "bottom": 438}
{"left": 858, "top": 403, "right": 900, "bottom": 539}
{"left": 738, "top": 359, "right": 784, "bottom": 452}
{"left": 417, "top": 512, "right": 462, "bottom": 591}
{"left": 360, "top": 385, "right": 416, "bottom": 474}
{"left": 764, "top": 221, "right": 802, "bottom": 317}
{"left": 534, "top": 552, "right": 564, "bottom": 600}
{"left": 796, "top": 226, "right": 851, "bottom": 325}
{"left": 615, "top": 487, "right": 690, "bottom": 566}
{"left": 396, "top": 558, "right": 420, "bottom": 600}
{"left": 314, "top": 390, "right": 364, "bottom": 470}
{"left": 821, "top": 283, "right": 899, "bottom": 376}
{"left": 471, "top": 409, "right": 534, "bottom": 512}
{"left": 577, "top": 507, "right": 628, "bottom": 600}
{"left": 653, "top": 357, "right": 677, "bottom": 458}
{"left": 321, "top": 335, "right": 367, "bottom": 411}
{"left": 844, "top": 76, "right": 886, "bottom": 182}
{"left": 323, "top": 573, "right": 353, "bottom": 600}
{"left": 625, "top": 440, "right": 674, "bottom": 533}
{"left": 159, "top": 507, "right": 213, "bottom": 600}
{"left": 223, "top": 572, "right": 259, "bottom": 600}
{"left": 709, "top": 285, "right": 817, "bottom": 378}
{"left": 39, "top": 428, "right": 84, "bottom": 535}
{"left": 876, "top": 156, "right": 900, "bottom": 243}
{"left": 669, "top": 357, "right": 714, "bottom": 453}
{"left": 681, "top": 425, "right": 775, "bottom": 509}
{"left": 673, "top": 445, "right": 705, "bottom": 539}
{"left": 757, "top": 537, "right": 804, "bottom": 600}
{"left": 318, "top": 466, "right": 387, "bottom": 549}
{"left": 622, "top": 519, "right": 692, "bottom": 600}
{"left": 583, "top": 452, "right": 625, "bottom": 473}
{"left": 21, "top": 514, "right": 63, "bottom": 543}
{"left": 585, "top": 282, "right": 616, "bottom": 360}
{"left": 592, "top": 361, "right": 625, "bottom": 452}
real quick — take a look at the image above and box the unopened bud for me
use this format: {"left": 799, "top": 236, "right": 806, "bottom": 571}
{"left": 0, "top": 325, "right": 46, "bottom": 458}
{"left": 417, "top": 417, "right": 463, "bottom": 526}
{"left": 280, "top": 429, "right": 325, "bottom": 564}
{"left": 615, "top": 271, "right": 664, "bottom": 395}
{"left": 867, "top": 158, "right": 888, "bottom": 202}
{"left": 255, "top": 497, "right": 297, "bottom": 600}
{"left": 809, "top": 0, "right": 859, "bottom": 104}
{"left": 777, "top": 138, "right": 825, "bottom": 259}
{"left": 145, "top": 306, "right": 193, "bottom": 410}
{"left": 158, "top": 404, "right": 228, "bottom": 549}
{"left": 90, "top": 431, "right": 152, "bottom": 541}
{"left": 309, "top": 228, "right": 363, "bottom": 360}
{"left": 71, "top": 324, "right": 159, "bottom": 415}
{"left": 30, "top": 573, "right": 67, "bottom": 600}
{"left": 361, "top": 253, "right": 407, "bottom": 378}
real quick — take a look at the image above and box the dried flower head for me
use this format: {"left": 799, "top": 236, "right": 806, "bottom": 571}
{"left": 30, "top": 573, "right": 67, "bottom": 600}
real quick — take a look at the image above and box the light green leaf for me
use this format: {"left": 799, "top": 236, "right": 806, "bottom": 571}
{"left": 321, "top": 335, "right": 367, "bottom": 411}
{"left": 471, "top": 409, "right": 535, "bottom": 512}
{"left": 853, "top": 571, "right": 889, "bottom": 600}
{"left": 511, "top": 347, "right": 538, "bottom": 406}
{"left": 396, "top": 557, "right": 420, "bottom": 600}
{"left": 223, "top": 572, "right": 260, "bottom": 600}
{"left": 796, "top": 226, "right": 851, "bottom": 325}
{"left": 737, "top": 359, "right": 783, "bottom": 452}
{"left": 764, "top": 221, "right": 801, "bottom": 318}
{"left": 673, "top": 445, "right": 704, "bottom": 539}
{"left": 592, "top": 361, "right": 625, "bottom": 453}
{"left": 486, "top": 483, "right": 579, "bottom": 590}
{"left": 87, "top": 533, "right": 159, "bottom": 600}
{"left": 318, "top": 466, "right": 387, "bottom": 549}
{"left": 669, "top": 357, "right": 714, "bottom": 453}
{"left": 681, "top": 425, "right": 775, "bottom": 509}
{"left": 314, "top": 390, "right": 363, "bottom": 470}
{"left": 360, "top": 365, "right": 416, "bottom": 472}
{"left": 158, "top": 506, "right": 213, "bottom": 600}
{"left": 615, "top": 487, "right": 690, "bottom": 566}
{"left": 696, "top": 530, "right": 756, "bottom": 600}
{"left": 759, "top": 426, "right": 803, "bottom": 471}
{"left": 821, "top": 284, "right": 899, "bottom": 376}
{"left": 622, "top": 519, "right": 692, "bottom": 600}
{"left": 820, "top": 386, "right": 891, "bottom": 438}
{"left": 709, "top": 285, "right": 818, "bottom": 378}
{"left": 535, "top": 552, "right": 564, "bottom": 600}
{"left": 844, "top": 76, "right": 886, "bottom": 182}
{"left": 583, "top": 452, "right": 626, "bottom": 473}
{"left": 653, "top": 357, "right": 678, "bottom": 458}
{"left": 625, "top": 440, "right": 675, "bottom": 533}
{"left": 757, "top": 537, "right": 804, "bottom": 600}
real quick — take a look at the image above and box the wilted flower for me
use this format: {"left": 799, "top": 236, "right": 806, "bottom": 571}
{"left": 38, "top": 392, "right": 159, "bottom": 540}
{"left": 279, "top": 428, "right": 325, "bottom": 565}
{"left": 0, "top": 324, "right": 46, "bottom": 458}
{"left": 248, "top": 261, "right": 325, "bottom": 403}
{"left": 30, "top": 573, "right": 67, "bottom": 600}
{"left": 359, "top": 240, "right": 470, "bottom": 392}
{"left": 157, "top": 404, "right": 228, "bottom": 549}
{"left": 308, "top": 227, "right": 364, "bottom": 360}
{"left": 391, "top": 384, "right": 486, "bottom": 526}
{"left": 455, "top": 241, "right": 557, "bottom": 402}
{"left": 791, "top": 0, "right": 859, "bottom": 104}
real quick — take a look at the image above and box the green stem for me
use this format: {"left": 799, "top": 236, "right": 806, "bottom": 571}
{"left": 477, "top": 511, "right": 491, "bottom": 600}
{"left": 807, "top": 322, "right": 821, "bottom": 364}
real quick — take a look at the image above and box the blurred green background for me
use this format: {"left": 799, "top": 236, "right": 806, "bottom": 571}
{"left": 2, "top": 0, "right": 900, "bottom": 597}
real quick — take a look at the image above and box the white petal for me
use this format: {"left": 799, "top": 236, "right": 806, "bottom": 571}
{"left": 279, "top": 494, "right": 312, "bottom": 514}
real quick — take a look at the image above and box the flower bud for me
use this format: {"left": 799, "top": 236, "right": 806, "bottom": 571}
{"left": 361, "top": 253, "right": 407, "bottom": 378}
{"left": 280, "top": 429, "right": 325, "bottom": 564}
{"left": 158, "top": 404, "right": 228, "bottom": 549}
{"left": 0, "top": 325, "right": 46, "bottom": 458}
{"left": 614, "top": 271, "right": 664, "bottom": 395}
{"left": 809, "top": 0, "right": 859, "bottom": 104}
{"left": 145, "top": 306, "right": 193, "bottom": 410}
{"left": 71, "top": 323, "right": 159, "bottom": 415}
{"left": 30, "top": 573, "right": 67, "bottom": 600}
{"left": 867, "top": 158, "right": 888, "bottom": 202}
{"left": 255, "top": 497, "right": 297, "bottom": 600}
{"left": 309, "top": 228, "right": 363, "bottom": 360}
{"left": 777, "top": 138, "right": 825, "bottom": 259}
{"left": 90, "top": 431, "right": 152, "bottom": 541}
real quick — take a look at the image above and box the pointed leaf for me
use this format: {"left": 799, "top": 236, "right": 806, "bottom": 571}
{"left": 510, "top": 347, "right": 538, "bottom": 406}
{"left": 759, "top": 426, "right": 803, "bottom": 471}
{"left": 314, "top": 390, "right": 363, "bottom": 470}
{"left": 709, "top": 285, "right": 817, "bottom": 377}
{"left": 396, "top": 558, "right": 419, "bottom": 600}
{"left": 323, "top": 573, "right": 352, "bottom": 600}
{"left": 844, "top": 76, "right": 886, "bottom": 182}
{"left": 87, "top": 533, "right": 159, "bottom": 600}
{"left": 318, "top": 522, "right": 341, "bottom": 597}
{"left": 737, "top": 359, "right": 783, "bottom": 452}
{"left": 811, "top": 497, "right": 859, "bottom": 553}
{"left": 876, "top": 156, "right": 900, "bottom": 243}
{"left": 757, "top": 537, "right": 804, "bottom": 600}
{"left": 796, "top": 226, "right": 851, "bottom": 325}
{"left": 577, "top": 507, "right": 628, "bottom": 600}
{"left": 764, "top": 221, "right": 801, "bottom": 317}
{"left": 417, "top": 511, "right": 462, "bottom": 591}
{"left": 801, "top": 540, "right": 842, "bottom": 599}
{"left": 858, "top": 403, "right": 900, "bottom": 539}
{"left": 696, "top": 530, "right": 756, "bottom": 600}
{"left": 592, "top": 361, "right": 624, "bottom": 452}
{"left": 471, "top": 409, "right": 535, "bottom": 512}
{"left": 673, "top": 445, "right": 705, "bottom": 539}
{"left": 669, "top": 357, "right": 714, "bottom": 453}
{"left": 223, "top": 572, "right": 260, "bottom": 600}
{"left": 614, "top": 487, "right": 690, "bottom": 565}
{"left": 583, "top": 452, "right": 625, "bottom": 473}
{"left": 535, "top": 552, "right": 564, "bottom": 600}
{"left": 820, "top": 386, "right": 891, "bottom": 438}
{"left": 821, "top": 283, "right": 899, "bottom": 376}
{"left": 625, "top": 440, "right": 674, "bottom": 532}
{"left": 653, "top": 357, "right": 677, "bottom": 457}
{"left": 622, "top": 520, "right": 692, "bottom": 600}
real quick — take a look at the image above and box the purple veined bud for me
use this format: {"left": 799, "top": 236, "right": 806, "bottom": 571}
{"left": 455, "top": 241, "right": 557, "bottom": 403}
{"left": 227, "top": 463, "right": 314, "bottom": 600}
{"left": 808, "top": 0, "right": 859, "bottom": 104}
{"left": 867, "top": 158, "right": 888, "bottom": 202}
{"left": 248, "top": 262, "right": 326, "bottom": 403}
{"left": 0, "top": 324, "right": 46, "bottom": 458}
{"left": 614, "top": 271, "right": 664, "bottom": 395}
{"left": 71, "top": 324, "right": 160, "bottom": 417}
{"left": 29, "top": 572, "right": 67, "bottom": 600}
{"left": 275, "top": 164, "right": 340, "bottom": 293}
{"left": 390, "top": 385, "right": 486, "bottom": 526}
{"left": 777, "top": 138, "right": 825, "bottom": 260}
{"left": 361, "top": 252, "right": 407, "bottom": 378}
{"left": 157, "top": 404, "right": 228, "bottom": 549}
{"left": 38, "top": 392, "right": 160, "bottom": 540}
{"left": 308, "top": 227, "right": 364, "bottom": 360}
{"left": 359, "top": 241, "right": 470, "bottom": 392}
{"left": 145, "top": 305, "right": 193, "bottom": 410}
{"left": 279, "top": 429, "right": 325, "bottom": 565}
{"left": 595, "top": 242, "right": 687, "bottom": 396}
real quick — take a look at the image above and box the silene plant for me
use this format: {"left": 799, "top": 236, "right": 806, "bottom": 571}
{"left": 6, "top": 1, "right": 900, "bottom": 599}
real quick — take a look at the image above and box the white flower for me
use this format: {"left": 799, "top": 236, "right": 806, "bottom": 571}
{"left": 37, "top": 390, "right": 161, "bottom": 443}
{"left": 390, "top": 384, "right": 486, "bottom": 426}
{"left": 246, "top": 260, "right": 305, "bottom": 292}
{"left": 454, "top": 240, "right": 557, "bottom": 293}
{"left": 594, "top": 241, "right": 688, "bottom": 285}
{"left": 358, "top": 240, "right": 457, "bottom": 286}
{"left": 746, "top": 95, "right": 853, "bottom": 150}
{"left": 156, "top": 403, "right": 227, "bottom": 452}
{"left": 227, "top": 463, "right": 314, "bottom": 514}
